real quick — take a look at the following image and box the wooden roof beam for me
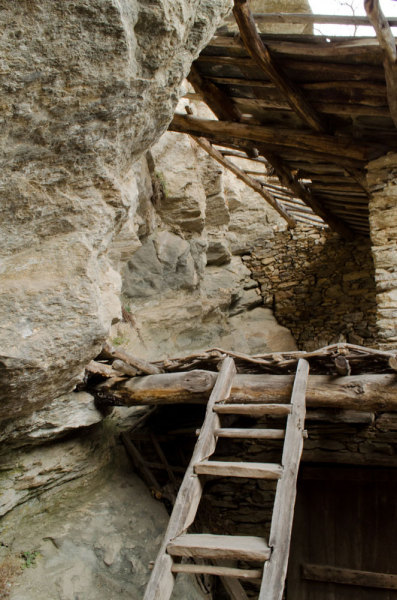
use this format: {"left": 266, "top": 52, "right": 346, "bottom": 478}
{"left": 187, "top": 64, "right": 260, "bottom": 159}
{"left": 261, "top": 151, "right": 355, "bottom": 239}
{"left": 191, "top": 135, "right": 297, "bottom": 227}
{"left": 225, "top": 13, "right": 397, "bottom": 27}
{"left": 233, "top": 0, "right": 326, "bottom": 133}
{"left": 187, "top": 65, "right": 242, "bottom": 122}
{"left": 365, "top": 0, "right": 397, "bottom": 127}
{"left": 170, "top": 114, "right": 371, "bottom": 163}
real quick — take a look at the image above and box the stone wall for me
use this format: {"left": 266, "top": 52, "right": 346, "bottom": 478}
{"left": 246, "top": 225, "right": 378, "bottom": 350}
{"left": 367, "top": 153, "right": 397, "bottom": 349}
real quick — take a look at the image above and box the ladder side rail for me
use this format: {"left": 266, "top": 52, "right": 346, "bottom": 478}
{"left": 144, "top": 356, "right": 236, "bottom": 600}
{"left": 259, "top": 358, "right": 310, "bottom": 600}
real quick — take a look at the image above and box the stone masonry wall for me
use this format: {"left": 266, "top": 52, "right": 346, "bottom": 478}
{"left": 367, "top": 153, "right": 397, "bottom": 350}
{"left": 245, "top": 225, "right": 378, "bottom": 350}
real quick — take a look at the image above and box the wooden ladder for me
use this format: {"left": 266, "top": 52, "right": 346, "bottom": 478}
{"left": 143, "top": 356, "right": 309, "bottom": 600}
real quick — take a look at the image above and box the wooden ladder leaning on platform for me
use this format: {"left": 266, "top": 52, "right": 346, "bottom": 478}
{"left": 143, "top": 356, "right": 310, "bottom": 600}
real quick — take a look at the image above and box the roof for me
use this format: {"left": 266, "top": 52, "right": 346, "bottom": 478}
{"left": 170, "top": 6, "right": 397, "bottom": 238}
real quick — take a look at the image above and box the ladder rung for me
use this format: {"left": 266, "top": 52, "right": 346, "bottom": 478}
{"left": 167, "top": 533, "right": 271, "bottom": 562}
{"left": 171, "top": 563, "right": 263, "bottom": 580}
{"left": 215, "top": 428, "right": 285, "bottom": 439}
{"left": 194, "top": 460, "right": 283, "bottom": 479}
{"left": 214, "top": 403, "right": 291, "bottom": 417}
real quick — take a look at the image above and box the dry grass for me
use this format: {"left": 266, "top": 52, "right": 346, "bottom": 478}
{"left": 0, "top": 556, "right": 22, "bottom": 599}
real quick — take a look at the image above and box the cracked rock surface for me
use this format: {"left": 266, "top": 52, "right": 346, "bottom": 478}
{"left": 0, "top": 0, "right": 231, "bottom": 420}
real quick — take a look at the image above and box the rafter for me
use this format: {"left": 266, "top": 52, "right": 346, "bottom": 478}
{"left": 191, "top": 136, "right": 297, "bottom": 227}
{"left": 233, "top": 0, "right": 326, "bottom": 133}
{"left": 365, "top": 0, "right": 397, "bottom": 128}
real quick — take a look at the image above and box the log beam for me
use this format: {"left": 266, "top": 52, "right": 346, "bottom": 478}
{"left": 191, "top": 136, "right": 296, "bottom": 227}
{"left": 170, "top": 114, "right": 370, "bottom": 163}
{"left": 365, "top": 0, "right": 397, "bottom": 127}
{"left": 233, "top": 0, "right": 326, "bottom": 133}
{"left": 95, "top": 371, "right": 397, "bottom": 412}
{"left": 260, "top": 151, "right": 354, "bottom": 238}
{"left": 180, "top": 66, "right": 356, "bottom": 238}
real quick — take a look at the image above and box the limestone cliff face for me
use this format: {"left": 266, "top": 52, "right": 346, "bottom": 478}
{"left": 0, "top": 0, "right": 231, "bottom": 421}
{"left": 110, "top": 110, "right": 296, "bottom": 359}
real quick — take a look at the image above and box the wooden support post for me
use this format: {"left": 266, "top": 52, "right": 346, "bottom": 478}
{"left": 365, "top": 0, "right": 397, "bottom": 127}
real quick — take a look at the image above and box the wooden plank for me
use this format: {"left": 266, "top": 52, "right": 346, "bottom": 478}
{"left": 260, "top": 358, "right": 309, "bottom": 600}
{"left": 233, "top": 13, "right": 397, "bottom": 27}
{"left": 215, "top": 428, "right": 285, "bottom": 439}
{"left": 191, "top": 136, "right": 296, "bottom": 226}
{"left": 232, "top": 96, "right": 391, "bottom": 117}
{"left": 196, "top": 55, "right": 385, "bottom": 82}
{"left": 209, "top": 35, "right": 384, "bottom": 61}
{"left": 170, "top": 115, "right": 371, "bottom": 162}
{"left": 143, "top": 357, "right": 236, "bottom": 600}
{"left": 171, "top": 563, "right": 262, "bottom": 580}
{"left": 305, "top": 409, "right": 375, "bottom": 425}
{"left": 104, "top": 372, "right": 397, "bottom": 411}
{"left": 167, "top": 534, "right": 271, "bottom": 562}
{"left": 232, "top": 0, "right": 326, "bottom": 133}
{"left": 302, "top": 563, "right": 397, "bottom": 590}
{"left": 194, "top": 460, "right": 283, "bottom": 479}
{"left": 208, "top": 77, "right": 388, "bottom": 100}
{"left": 260, "top": 152, "right": 355, "bottom": 238}
{"left": 214, "top": 403, "right": 291, "bottom": 417}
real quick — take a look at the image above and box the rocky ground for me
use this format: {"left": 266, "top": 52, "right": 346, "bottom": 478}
{"left": 1, "top": 443, "right": 205, "bottom": 600}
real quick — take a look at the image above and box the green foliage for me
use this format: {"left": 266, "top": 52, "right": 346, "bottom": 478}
{"left": 20, "top": 551, "right": 39, "bottom": 569}
{"left": 154, "top": 170, "right": 169, "bottom": 198}
{"left": 111, "top": 336, "right": 127, "bottom": 347}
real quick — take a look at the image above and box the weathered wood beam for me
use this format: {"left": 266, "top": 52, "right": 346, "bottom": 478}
{"left": 233, "top": 0, "right": 326, "bottom": 133}
{"left": 302, "top": 563, "right": 397, "bottom": 590}
{"left": 365, "top": 0, "right": 397, "bottom": 127}
{"left": 96, "top": 371, "right": 397, "bottom": 412}
{"left": 260, "top": 359, "right": 309, "bottom": 600}
{"left": 196, "top": 55, "right": 384, "bottom": 82}
{"left": 181, "top": 66, "right": 358, "bottom": 237}
{"left": 191, "top": 135, "right": 296, "bottom": 227}
{"left": 233, "top": 96, "right": 391, "bottom": 118}
{"left": 170, "top": 114, "right": 370, "bottom": 162}
{"left": 187, "top": 64, "right": 259, "bottom": 159}
{"left": 101, "top": 343, "right": 162, "bottom": 375}
{"left": 364, "top": 0, "right": 397, "bottom": 64}
{"left": 207, "top": 77, "right": 388, "bottom": 98}
{"left": 187, "top": 64, "right": 242, "bottom": 122}
{"left": 260, "top": 151, "right": 354, "bottom": 238}
{"left": 227, "top": 13, "right": 397, "bottom": 27}
{"left": 143, "top": 358, "right": 236, "bottom": 600}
